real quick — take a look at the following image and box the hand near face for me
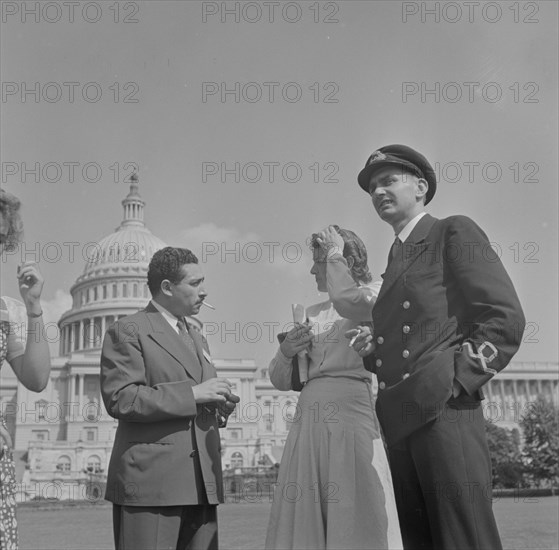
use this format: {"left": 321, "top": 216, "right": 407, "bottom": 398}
{"left": 280, "top": 323, "right": 314, "bottom": 359}
{"left": 17, "top": 262, "right": 44, "bottom": 309}
{"left": 313, "top": 225, "right": 344, "bottom": 258}
{"left": 345, "top": 326, "right": 376, "bottom": 357}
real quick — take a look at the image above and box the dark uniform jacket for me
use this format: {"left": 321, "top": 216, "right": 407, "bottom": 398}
{"left": 100, "top": 302, "right": 223, "bottom": 506}
{"left": 364, "top": 214, "right": 525, "bottom": 446}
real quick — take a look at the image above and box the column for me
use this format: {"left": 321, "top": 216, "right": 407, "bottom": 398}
{"left": 64, "top": 325, "right": 70, "bottom": 354}
{"left": 511, "top": 380, "right": 519, "bottom": 422}
{"left": 78, "top": 374, "right": 85, "bottom": 419}
{"left": 88, "top": 319, "right": 94, "bottom": 349}
{"left": 523, "top": 380, "right": 531, "bottom": 410}
{"left": 498, "top": 380, "right": 507, "bottom": 422}
{"left": 68, "top": 374, "right": 76, "bottom": 422}
{"left": 101, "top": 317, "right": 106, "bottom": 340}
{"left": 79, "top": 321, "right": 84, "bottom": 351}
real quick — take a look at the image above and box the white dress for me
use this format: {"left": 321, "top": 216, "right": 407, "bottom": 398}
{"left": 265, "top": 258, "right": 402, "bottom": 550}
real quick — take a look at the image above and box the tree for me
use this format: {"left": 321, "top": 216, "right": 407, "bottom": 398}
{"left": 485, "top": 420, "right": 524, "bottom": 488}
{"left": 520, "top": 396, "right": 559, "bottom": 488}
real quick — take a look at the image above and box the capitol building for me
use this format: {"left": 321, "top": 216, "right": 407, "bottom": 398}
{"left": 0, "top": 180, "right": 557, "bottom": 502}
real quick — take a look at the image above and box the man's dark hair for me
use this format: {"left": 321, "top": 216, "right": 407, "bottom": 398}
{"left": 147, "top": 247, "right": 198, "bottom": 296}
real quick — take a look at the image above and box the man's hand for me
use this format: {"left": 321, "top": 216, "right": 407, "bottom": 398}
{"left": 345, "top": 326, "right": 375, "bottom": 357}
{"left": 192, "top": 378, "right": 233, "bottom": 404}
{"left": 217, "top": 392, "right": 240, "bottom": 428}
{"left": 280, "top": 323, "right": 314, "bottom": 359}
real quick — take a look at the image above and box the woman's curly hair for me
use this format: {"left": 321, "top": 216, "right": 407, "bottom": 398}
{"left": 0, "top": 188, "right": 24, "bottom": 252}
{"left": 311, "top": 225, "right": 372, "bottom": 284}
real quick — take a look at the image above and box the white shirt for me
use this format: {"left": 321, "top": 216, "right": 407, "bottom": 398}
{"left": 151, "top": 300, "right": 180, "bottom": 334}
{"left": 397, "top": 211, "right": 427, "bottom": 243}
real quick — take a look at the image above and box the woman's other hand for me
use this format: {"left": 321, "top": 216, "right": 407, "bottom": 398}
{"left": 17, "top": 262, "right": 44, "bottom": 313}
{"left": 280, "top": 323, "right": 314, "bottom": 358}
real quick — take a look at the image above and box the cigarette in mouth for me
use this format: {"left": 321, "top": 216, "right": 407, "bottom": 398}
{"left": 202, "top": 301, "right": 215, "bottom": 310}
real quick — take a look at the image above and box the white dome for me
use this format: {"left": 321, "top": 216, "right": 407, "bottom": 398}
{"left": 82, "top": 226, "right": 167, "bottom": 276}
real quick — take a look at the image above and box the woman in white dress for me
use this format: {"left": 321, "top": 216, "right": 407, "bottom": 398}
{"left": 265, "top": 225, "right": 402, "bottom": 550}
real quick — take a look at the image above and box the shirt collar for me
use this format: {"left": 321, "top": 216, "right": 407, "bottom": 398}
{"left": 396, "top": 212, "right": 427, "bottom": 243}
{"left": 151, "top": 300, "right": 180, "bottom": 333}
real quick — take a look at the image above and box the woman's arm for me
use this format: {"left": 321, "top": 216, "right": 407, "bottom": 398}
{"left": 7, "top": 263, "right": 51, "bottom": 392}
{"left": 268, "top": 349, "right": 295, "bottom": 391}
{"left": 326, "top": 257, "right": 381, "bottom": 320}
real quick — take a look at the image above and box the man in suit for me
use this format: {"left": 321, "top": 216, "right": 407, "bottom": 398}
{"left": 101, "top": 247, "right": 238, "bottom": 550}
{"left": 347, "top": 145, "right": 525, "bottom": 550}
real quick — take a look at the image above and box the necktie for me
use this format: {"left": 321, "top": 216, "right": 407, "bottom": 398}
{"left": 384, "top": 236, "right": 404, "bottom": 279}
{"left": 389, "top": 236, "right": 403, "bottom": 263}
{"left": 176, "top": 318, "right": 198, "bottom": 356}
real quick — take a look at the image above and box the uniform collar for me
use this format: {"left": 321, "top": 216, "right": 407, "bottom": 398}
{"left": 396, "top": 212, "right": 427, "bottom": 243}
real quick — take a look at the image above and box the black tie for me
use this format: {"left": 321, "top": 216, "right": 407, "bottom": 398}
{"left": 384, "top": 236, "right": 404, "bottom": 279}
{"left": 388, "top": 236, "right": 403, "bottom": 264}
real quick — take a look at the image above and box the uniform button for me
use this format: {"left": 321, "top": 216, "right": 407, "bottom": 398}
{"left": 189, "top": 450, "right": 198, "bottom": 458}
{"left": 402, "top": 373, "right": 410, "bottom": 380}
{"left": 376, "top": 336, "right": 384, "bottom": 345}
{"left": 379, "top": 381, "right": 386, "bottom": 390}
{"left": 375, "top": 359, "right": 382, "bottom": 368}
{"left": 402, "top": 301, "right": 410, "bottom": 309}
{"left": 402, "top": 325, "right": 410, "bottom": 334}
{"left": 402, "top": 349, "right": 410, "bottom": 358}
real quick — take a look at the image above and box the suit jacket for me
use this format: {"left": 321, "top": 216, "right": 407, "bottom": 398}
{"left": 100, "top": 302, "right": 223, "bottom": 506}
{"left": 364, "top": 214, "right": 525, "bottom": 446}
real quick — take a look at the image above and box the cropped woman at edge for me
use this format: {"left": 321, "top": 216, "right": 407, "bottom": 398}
{"left": 265, "top": 225, "right": 402, "bottom": 550}
{"left": 1, "top": 188, "right": 51, "bottom": 550}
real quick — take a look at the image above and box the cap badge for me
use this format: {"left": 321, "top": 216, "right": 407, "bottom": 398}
{"left": 369, "top": 150, "right": 386, "bottom": 164}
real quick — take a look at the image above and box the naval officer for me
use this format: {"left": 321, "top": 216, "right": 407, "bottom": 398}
{"left": 348, "top": 144, "right": 525, "bottom": 550}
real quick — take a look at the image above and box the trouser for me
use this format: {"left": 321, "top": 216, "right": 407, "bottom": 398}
{"left": 387, "top": 401, "right": 502, "bottom": 550}
{"left": 112, "top": 504, "right": 218, "bottom": 550}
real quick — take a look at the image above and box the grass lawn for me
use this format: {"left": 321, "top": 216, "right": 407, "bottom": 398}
{"left": 17, "top": 496, "right": 559, "bottom": 550}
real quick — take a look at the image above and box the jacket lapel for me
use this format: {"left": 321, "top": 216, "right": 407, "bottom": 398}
{"left": 189, "top": 327, "right": 216, "bottom": 382}
{"left": 144, "top": 303, "right": 203, "bottom": 382}
{"left": 375, "top": 214, "right": 438, "bottom": 307}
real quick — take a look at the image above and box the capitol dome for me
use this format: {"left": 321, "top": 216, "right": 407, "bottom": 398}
{"left": 80, "top": 177, "right": 166, "bottom": 279}
{"left": 58, "top": 176, "right": 168, "bottom": 355}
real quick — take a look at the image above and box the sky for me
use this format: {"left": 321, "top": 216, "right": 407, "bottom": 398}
{"left": 1, "top": 0, "right": 558, "bottom": 370}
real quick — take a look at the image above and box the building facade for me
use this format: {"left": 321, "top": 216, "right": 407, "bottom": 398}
{"left": 1, "top": 179, "right": 297, "bottom": 502}
{"left": 0, "top": 180, "right": 557, "bottom": 501}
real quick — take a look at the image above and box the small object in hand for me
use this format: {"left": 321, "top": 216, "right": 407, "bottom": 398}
{"left": 17, "top": 262, "right": 36, "bottom": 285}
{"left": 348, "top": 329, "right": 362, "bottom": 348}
